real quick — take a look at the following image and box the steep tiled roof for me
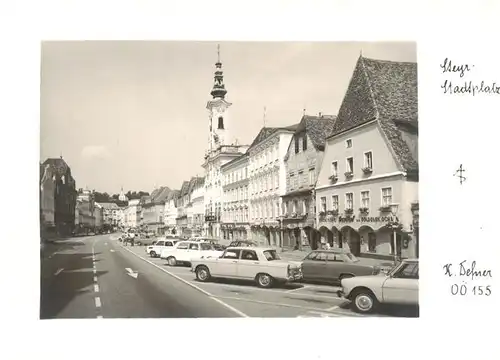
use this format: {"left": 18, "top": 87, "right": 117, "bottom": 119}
{"left": 180, "top": 181, "right": 190, "bottom": 196}
{"left": 247, "top": 124, "right": 299, "bottom": 152}
{"left": 151, "top": 186, "right": 171, "bottom": 204}
{"left": 167, "top": 189, "right": 180, "bottom": 201}
{"left": 43, "top": 157, "right": 70, "bottom": 176}
{"left": 330, "top": 56, "right": 418, "bottom": 173}
{"left": 99, "top": 202, "right": 120, "bottom": 209}
{"left": 295, "top": 115, "right": 338, "bottom": 151}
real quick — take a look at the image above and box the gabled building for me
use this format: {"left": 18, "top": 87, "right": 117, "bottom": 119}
{"left": 281, "top": 114, "right": 337, "bottom": 250}
{"left": 176, "top": 181, "right": 190, "bottom": 237}
{"left": 164, "top": 190, "right": 180, "bottom": 235}
{"left": 98, "top": 202, "right": 121, "bottom": 228}
{"left": 142, "top": 186, "right": 171, "bottom": 234}
{"left": 41, "top": 157, "right": 77, "bottom": 237}
{"left": 315, "top": 56, "right": 418, "bottom": 259}
{"left": 75, "top": 189, "right": 95, "bottom": 234}
{"left": 187, "top": 177, "right": 205, "bottom": 237}
{"left": 247, "top": 124, "right": 298, "bottom": 247}
{"left": 221, "top": 153, "right": 249, "bottom": 241}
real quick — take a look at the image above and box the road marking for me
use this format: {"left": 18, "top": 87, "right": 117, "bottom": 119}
{"left": 54, "top": 268, "right": 64, "bottom": 276}
{"left": 285, "top": 286, "right": 310, "bottom": 293}
{"left": 93, "top": 268, "right": 97, "bottom": 274}
{"left": 93, "top": 276, "right": 98, "bottom": 282}
{"left": 325, "top": 305, "right": 340, "bottom": 311}
{"left": 214, "top": 295, "right": 340, "bottom": 313}
{"left": 125, "top": 268, "right": 138, "bottom": 279}
{"left": 94, "top": 284, "right": 100, "bottom": 293}
{"left": 95, "top": 297, "right": 102, "bottom": 308}
{"left": 120, "top": 244, "right": 248, "bottom": 318}
{"left": 97, "top": 316, "right": 103, "bottom": 319}
{"left": 110, "top": 249, "right": 115, "bottom": 253}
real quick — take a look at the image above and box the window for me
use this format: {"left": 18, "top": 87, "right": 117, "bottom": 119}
{"left": 346, "top": 157, "right": 353, "bottom": 173}
{"left": 382, "top": 187, "right": 393, "bottom": 206}
{"left": 276, "top": 202, "right": 280, "bottom": 217}
{"left": 295, "top": 137, "right": 299, "bottom": 153}
{"left": 331, "top": 161, "right": 338, "bottom": 176}
{"left": 223, "top": 249, "right": 241, "bottom": 259}
{"left": 332, "top": 195, "right": 339, "bottom": 210}
{"left": 189, "top": 243, "right": 199, "bottom": 250}
{"left": 293, "top": 200, "right": 299, "bottom": 213}
{"left": 156, "top": 241, "right": 165, "bottom": 246}
{"left": 303, "top": 136, "right": 307, "bottom": 151}
{"left": 263, "top": 250, "right": 280, "bottom": 261}
{"left": 346, "top": 139, "right": 352, "bottom": 148}
{"left": 364, "top": 151, "right": 373, "bottom": 169}
{"left": 177, "top": 242, "right": 189, "bottom": 250}
{"left": 394, "top": 263, "right": 419, "bottom": 279}
{"left": 361, "top": 191, "right": 370, "bottom": 208}
{"left": 368, "top": 233, "right": 376, "bottom": 252}
{"left": 200, "top": 243, "right": 213, "bottom": 251}
{"left": 241, "top": 250, "right": 258, "bottom": 261}
{"left": 218, "top": 116, "right": 224, "bottom": 129}
{"left": 346, "top": 193, "right": 353, "bottom": 209}
{"left": 326, "top": 252, "right": 342, "bottom": 262}
{"left": 320, "top": 197, "right": 327, "bottom": 212}
{"left": 308, "top": 168, "right": 315, "bottom": 186}
{"left": 289, "top": 173, "right": 295, "bottom": 190}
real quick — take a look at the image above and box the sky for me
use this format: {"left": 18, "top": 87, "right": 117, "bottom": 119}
{"left": 40, "top": 41, "right": 416, "bottom": 194}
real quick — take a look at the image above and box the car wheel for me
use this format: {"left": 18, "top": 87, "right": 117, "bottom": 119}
{"left": 136, "top": 241, "right": 142, "bottom": 246}
{"left": 195, "top": 266, "right": 211, "bottom": 282}
{"left": 351, "top": 289, "right": 378, "bottom": 314}
{"left": 150, "top": 251, "right": 156, "bottom": 258}
{"left": 256, "top": 273, "right": 274, "bottom": 288}
{"left": 167, "top": 257, "right": 177, "bottom": 266}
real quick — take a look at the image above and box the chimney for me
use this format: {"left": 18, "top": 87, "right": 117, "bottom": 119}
{"left": 318, "top": 112, "right": 322, "bottom": 117}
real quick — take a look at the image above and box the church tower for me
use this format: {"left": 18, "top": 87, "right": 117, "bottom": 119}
{"left": 206, "top": 44, "right": 232, "bottom": 151}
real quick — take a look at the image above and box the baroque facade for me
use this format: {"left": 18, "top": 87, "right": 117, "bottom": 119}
{"left": 202, "top": 48, "right": 248, "bottom": 240}
{"left": 221, "top": 153, "right": 250, "bottom": 240}
{"left": 315, "top": 56, "right": 418, "bottom": 260}
{"left": 248, "top": 125, "right": 297, "bottom": 247}
{"left": 281, "top": 114, "right": 337, "bottom": 250}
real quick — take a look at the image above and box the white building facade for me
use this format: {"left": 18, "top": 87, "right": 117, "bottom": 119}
{"left": 248, "top": 125, "right": 297, "bottom": 247}
{"left": 221, "top": 153, "right": 250, "bottom": 241}
{"left": 164, "top": 190, "right": 180, "bottom": 235}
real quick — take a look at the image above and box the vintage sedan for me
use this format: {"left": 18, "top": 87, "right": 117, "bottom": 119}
{"left": 337, "top": 259, "right": 419, "bottom": 314}
{"left": 160, "top": 240, "right": 224, "bottom": 266}
{"left": 190, "top": 247, "right": 303, "bottom": 288}
{"left": 301, "top": 249, "right": 381, "bottom": 284}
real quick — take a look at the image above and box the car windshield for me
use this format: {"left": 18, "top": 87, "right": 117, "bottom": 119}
{"left": 345, "top": 253, "right": 359, "bottom": 262}
{"left": 200, "top": 243, "right": 214, "bottom": 251}
{"left": 263, "top": 250, "right": 281, "bottom": 261}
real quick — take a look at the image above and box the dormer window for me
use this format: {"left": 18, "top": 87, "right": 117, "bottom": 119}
{"left": 218, "top": 116, "right": 224, "bottom": 129}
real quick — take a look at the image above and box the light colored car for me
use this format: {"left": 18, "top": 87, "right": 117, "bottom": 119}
{"left": 160, "top": 240, "right": 223, "bottom": 266}
{"left": 146, "top": 239, "right": 178, "bottom": 258}
{"left": 301, "top": 249, "right": 381, "bottom": 284}
{"left": 337, "top": 259, "right": 419, "bottom": 314}
{"left": 190, "top": 247, "right": 303, "bottom": 288}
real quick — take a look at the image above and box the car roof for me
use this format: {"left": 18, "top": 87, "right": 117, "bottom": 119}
{"left": 312, "top": 248, "right": 351, "bottom": 254}
{"left": 226, "top": 246, "right": 273, "bottom": 251}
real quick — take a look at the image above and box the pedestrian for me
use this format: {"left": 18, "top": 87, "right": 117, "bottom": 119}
{"left": 325, "top": 242, "right": 331, "bottom": 250}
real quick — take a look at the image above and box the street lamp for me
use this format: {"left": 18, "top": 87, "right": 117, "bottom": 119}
{"left": 388, "top": 204, "right": 400, "bottom": 265}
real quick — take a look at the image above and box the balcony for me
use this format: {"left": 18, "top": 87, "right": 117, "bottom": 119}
{"left": 362, "top": 166, "right": 373, "bottom": 174}
{"left": 359, "top": 207, "right": 369, "bottom": 214}
{"left": 328, "top": 174, "right": 338, "bottom": 183}
{"left": 344, "top": 171, "right": 353, "bottom": 179}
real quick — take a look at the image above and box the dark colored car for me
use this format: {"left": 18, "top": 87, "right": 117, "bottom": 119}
{"left": 301, "top": 249, "right": 381, "bottom": 284}
{"left": 228, "top": 240, "right": 257, "bottom": 248}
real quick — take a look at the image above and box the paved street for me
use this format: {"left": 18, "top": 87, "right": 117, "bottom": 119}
{"left": 41, "top": 234, "right": 417, "bottom": 318}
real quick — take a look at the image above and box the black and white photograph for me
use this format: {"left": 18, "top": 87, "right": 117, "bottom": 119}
{"left": 39, "top": 41, "right": 419, "bottom": 319}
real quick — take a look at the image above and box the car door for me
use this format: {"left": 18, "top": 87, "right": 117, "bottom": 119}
{"left": 324, "top": 252, "right": 344, "bottom": 280}
{"left": 210, "top": 249, "right": 241, "bottom": 277}
{"left": 302, "top": 251, "right": 328, "bottom": 281}
{"left": 236, "top": 249, "right": 260, "bottom": 279}
{"left": 382, "top": 262, "right": 419, "bottom": 304}
{"left": 185, "top": 242, "right": 200, "bottom": 261}
{"left": 174, "top": 241, "right": 189, "bottom": 260}
{"left": 154, "top": 240, "right": 165, "bottom": 252}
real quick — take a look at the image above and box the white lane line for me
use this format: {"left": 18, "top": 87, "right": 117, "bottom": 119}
{"left": 94, "top": 284, "right": 100, "bottom": 293}
{"left": 120, "top": 244, "right": 248, "bottom": 318}
{"left": 93, "top": 276, "right": 98, "bottom": 282}
{"left": 285, "top": 286, "right": 310, "bottom": 293}
{"left": 54, "top": 268, "right": 64, "bottom": 276}
{"left": 93, "top": 268, "right": 97, "bottom": 274}
{"left": 110, "top": 249, "right": 115, "bottom": 253}
{"left": 95, "top": 297, "right": 102, "bottom": 308}
{"left": 325, "top": 305, "right": 340, "bottom": 311}
{"left": 97, "top": 316, "right": 103, "bottom": 319}
{"left": 214, "top": 295, "right": 341, "bottom": 313}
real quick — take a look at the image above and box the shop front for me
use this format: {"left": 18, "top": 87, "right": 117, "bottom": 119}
{"left": 316, "top": 213, "right": 411, "bottom": 260}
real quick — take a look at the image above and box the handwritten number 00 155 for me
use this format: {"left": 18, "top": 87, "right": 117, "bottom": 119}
{"left": 451, "top": 284, "right": 491, "bottom": 296}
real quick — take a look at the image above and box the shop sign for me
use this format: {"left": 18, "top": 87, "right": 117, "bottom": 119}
{"left": 205, "top": 215, "right": 215, "bottom": 222}
{"left": 336, "top": 215, "right": 396, "bottom": 223}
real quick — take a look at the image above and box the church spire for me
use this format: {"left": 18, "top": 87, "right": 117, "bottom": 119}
{"left": 210, "top": 44, "right": 227, "bottom": 99}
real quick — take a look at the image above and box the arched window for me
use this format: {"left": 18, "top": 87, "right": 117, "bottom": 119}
{"left": 218, "top": 116, "right": 224, "bottom": 129}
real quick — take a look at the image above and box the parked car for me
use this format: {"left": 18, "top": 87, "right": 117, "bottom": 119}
{"left": 160, "top": 240, "right": 224, "bottom": 266}
{"left": 135, "top": 235, "right": 157, "bottom": 246}
{"left": 146, "top": 239, "right": 178, "bottom": 257}
{"left": 190, "top": 247, "right": 303, "bottom": 288}
{"left": 301, "top": 249, "right": 381, "bottom": 284}
{"left": 337, "top": 259, "right": 419, "bottom": 314}
{"left": 228, "top": 240, "right": 257, "bottom": 248}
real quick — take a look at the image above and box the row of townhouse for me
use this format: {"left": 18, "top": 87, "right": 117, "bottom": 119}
{"left": 159, "top": 50, "right": 419, "bottom": 260}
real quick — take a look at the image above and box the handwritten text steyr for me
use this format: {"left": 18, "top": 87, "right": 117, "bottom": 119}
{"left": 440, "top": 58, "right": 500, "bottom": 95}
{"left": 443, "top": 260, "right": 492, "bottom": 281}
